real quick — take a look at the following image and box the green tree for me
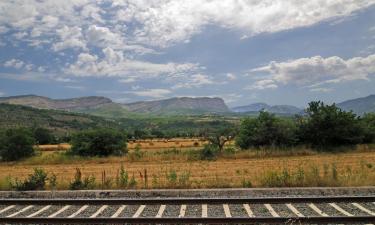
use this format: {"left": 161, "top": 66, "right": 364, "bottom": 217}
{"left": 0, "top": 128, "right": 35, "bottom": 161}
{"left": 299, "top": 101, "right": 364, "bottom": 148}
{"left": 205, "top": 127, "right": 237, "bottom": 152}
{"left": 70, "top": 129, "right": 127, "bottom": 157}
{"left": 359, "top": 113, "right": 375, "bottom": 143}
{"left": 236, "top": 111, "right": 297, "bottom": 149}
{"left": 33, "top": 127, "right": 54, "bottom": 144}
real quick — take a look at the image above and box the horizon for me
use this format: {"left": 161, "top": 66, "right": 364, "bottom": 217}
{"left": 1, "top": 92, "right": 373, "bottom": 109}
{"left": 1, "top": 1, "right": 375, "bottom": 108}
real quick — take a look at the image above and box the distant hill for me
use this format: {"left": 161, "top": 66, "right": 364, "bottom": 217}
{"left": 231, "top": 103, "right": 302, "bottom": 115}
{"left": 0, "top": 103, "right": 122, "bottom": 137}
{"left": 337, "top": 94, "right": 375, "bottom": 115}
{"left": 0, "top": 95, "right": 230, "bottom": 116}
{"left": 123, "top": 97, "right": 230, "bottom": 115}
{"left": 0, "top": 95, "right": 112, "bottom": 111}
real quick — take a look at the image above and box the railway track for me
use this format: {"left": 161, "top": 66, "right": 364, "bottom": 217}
{"left": 0, "top": 196, "right": 374, "bottom": 224}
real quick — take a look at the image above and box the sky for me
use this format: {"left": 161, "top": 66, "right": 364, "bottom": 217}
{"left": 0, "top": 0, "right": 375, "bottom": 107}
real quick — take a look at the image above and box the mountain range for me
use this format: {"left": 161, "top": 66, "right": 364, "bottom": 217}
{"left": 231, "top": 103, "right": 302, "bottom": 115}
{"left": 1, "top": 94, "right": 375, "bottom": 117}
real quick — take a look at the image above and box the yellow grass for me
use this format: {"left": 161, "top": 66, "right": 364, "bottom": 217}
{"left": 0, "top": 147, "right": 374, "bottom": 190}
{"left": 35, "top": 138, "right": 235, "bottom": 152}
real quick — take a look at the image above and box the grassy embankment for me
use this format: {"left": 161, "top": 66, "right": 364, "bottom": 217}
{"left": 0, "top": 144, "right": 374, "bottom": 190}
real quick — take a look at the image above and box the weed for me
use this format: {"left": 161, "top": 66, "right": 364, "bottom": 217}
{"left": 69, "top": 168, "right": 96, "bottom": 190}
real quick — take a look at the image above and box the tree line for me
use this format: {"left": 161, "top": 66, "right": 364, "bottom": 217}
{"left": 1, "top": 101, "right": 375, "bottom": 162}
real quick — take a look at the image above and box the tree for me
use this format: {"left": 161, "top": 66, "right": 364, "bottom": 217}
{"left": 33, "top": 127, "right": 54, "bottom": 144}
{"left": 359, "top": 113, "right": 375, "bottom": 143}
{"left": 205, "top": 127, "right": 237, "bottom": 152}
{"left": 70, "top": 129, "right": 127, "bottom": 157}
{"left": 236, "top": 111, "right": 297, "bottom": 149}
{"left": 299, "top": 101, "right": 364, "bottom": 148}
{"left": 0, "top": 128, "right": 35, "bottom": 161}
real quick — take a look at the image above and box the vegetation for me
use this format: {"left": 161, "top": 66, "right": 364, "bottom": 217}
{"left": 33, "top": 127, "right": 54, "bottom": 144}
{"left": 0, "top": 128, "right": 35, "bottom": 161}
{"left": 9, "top": 168, "right": 49, "bottom": 191}
{"left": 236, "top": 102, "right": 375, "bottom": 150}
{"left": 70, "top": 129, "right": 127, "bottom": 157}
{"left": 299, "top": 101, "right": 364, "bottom": 148}
{"left": 236, "top": 111, "right": 297, "bottom": 149}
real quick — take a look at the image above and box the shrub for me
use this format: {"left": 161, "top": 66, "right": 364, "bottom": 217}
{"left": 199, "top": 144, "right": 219, "bottom": 160}
{"left": 11, "top": 168, "right": 48, "bottom": 191}
{"left": 117, "top": 164, "right": 129, "bottom": 188}
{"left": 360, "top": 113, "right": 375, "bottom": 143}
{"left": 236, "top": 111, "right": 297, "bottom": 149}
{"left": 70, "top": 129, "right": 127, "bottom": 157}
{"left": 299, "top": 101, "right": 364, "bottom": 148}
{"left": 0, "top": 128, "right": 35, "bottom": 161}
{"left": 69, "top": 168, "right": 96, "bottom": 190}
{"left": 33, "top": 127, "right": 54, "bottom": 144}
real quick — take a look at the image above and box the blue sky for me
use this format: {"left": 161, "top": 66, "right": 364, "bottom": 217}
{"left": 0, "top": 0, "right": 375, "bottom": 107}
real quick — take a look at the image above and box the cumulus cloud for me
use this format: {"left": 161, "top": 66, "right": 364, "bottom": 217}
{"left": 226, "top": 73, "right": 236, "bottom": 80}
{"left": 52, "top": 26, "right": 87, "bottom": 51}
{"left": 248, "top": 54, "right": 375, "bottom": 90}
{"left": 65, "top": 47, "right": 200, "bottom": 81}
{"left": 172, "top": 73, "right": 214, "bottom": 89}
{"left": 128, "top": 88, "right": 171, "bottom": 98}
{"left": 0, "top": 0, "right": 373, "bottom": 51}
{"left": 4, "top": 59, "right": 24, "bottom": 69}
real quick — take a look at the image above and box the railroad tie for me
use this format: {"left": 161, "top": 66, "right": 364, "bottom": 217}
{"left": 264, "top": 204, "right": 280, "bottom": 217}
{"left": 67, "top": 205, "right": 88, "bottom": 218}
{"left": 223, "top": 204, "right": 232, "bottom": 218}
{"left": 201, "top": 204, "right": 208, "bottom": 218}
{"left": 6, "top": 205, "right": 33, "bottom": 218}
{"left": 308, "top": 203, "right": 329, "bottom": 217}
{"left": 156, "top": 205, "right": 166, "bottom": 218}
{"left": 26, "top": 205, "right": 51, "bottom": 218}
{"left": 133, "top": 205, "right": 145, "bottom": 218}
{"left": 111, "top": 205, "right": 126, "bottom": 218}
{"left": 90, "top": 205, "right": 108, "bottom": 218}
{"left": 286, "top": 203, "right": 304, "bottom": 217}
{"left": 48, "top": 205, "right": 71, "bottom": 218}
{"left": 179, "top": 205, "right": 187, "bottom": 218}
{"left": 0, "top": 205, "right": 15, "bottom": 215}
{"left": 243, "top": 204, "right": 254, "bottom": 217}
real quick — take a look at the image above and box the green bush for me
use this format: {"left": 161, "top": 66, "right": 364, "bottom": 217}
{"left": 69, "top": 168, "right": 96, "bottom": 190}
{"left": 236, "top": 111, "right": 297, "bottom": 149}
{"left": 199, "top": 144, "right": 219, "bottom": 160}
{"left": 33, "top": 127, "right": 54, "bottom": 144}
{"left": 0, "top": 128, "right": 35, "bottom": 161}
{"left": 11, "top": 168, "right": 48, "bottom": 191}
{"left": 70, "top": 129, "right": 127, "bottom": 157}
{"left": 360, "top": 113, "right": 375, "bottom": 143}
{"left": 299, "top": 101, "right": 364, "bottom": 148}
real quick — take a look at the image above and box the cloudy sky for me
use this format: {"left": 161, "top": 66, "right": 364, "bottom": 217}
{"left": 0, "top": 0, "right": 375, "bottom": 107}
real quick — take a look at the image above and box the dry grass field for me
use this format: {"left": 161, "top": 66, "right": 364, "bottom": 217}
{"left": 0, "top": 146, "right": 374, "bottom": 190}
{"left": 35, "top": 138, "right": 235, "bottom": 152}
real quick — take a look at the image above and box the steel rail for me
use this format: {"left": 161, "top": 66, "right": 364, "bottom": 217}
{"left": 0, "top": 196, "right": 374, "bottom": 205}
{"left": 0, "top": 216, "right": 374, "bottom": 224}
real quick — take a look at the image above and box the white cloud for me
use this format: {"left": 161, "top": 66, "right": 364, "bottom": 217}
{"left": 0, "top": 0, "right": 373, "bottom": 51}
{"left": 128, "top": 88, "right": 171, "bottom": 98}
{"left": 86, "top": 25, "right": 123, "bottom": 48}
{"left": 4, "top": 59, "right": 25, "bottom": 69}
{"left": 246, "top": 79, "right": 278, "bottom": 90}
{"left": 52, "top": 26, "right": 87, "bottom": 51}
{"left": 310, "top": 87, "right": 333, "bottom": 93}
{"left": 65, "top": 48, "right": 200, "bottom": 80}
{"left": 0, "top": 91, "right": 5, "bottom": 97}
{"left": 172, "top": 73, "right": 214, "bottom": 89}
{"left": 65, "top": 85, "right": 85, "bottom": 90}
{"left": 249, "top": 54, "right": 375, "bottom": 90}
{"left": 226, "top": 73, "right": 236, "bottom": 80}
